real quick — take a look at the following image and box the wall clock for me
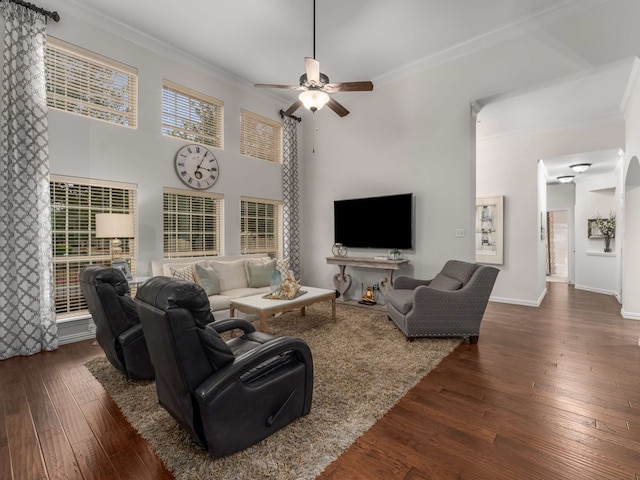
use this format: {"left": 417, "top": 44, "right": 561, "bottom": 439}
{"left": 175, "top": 144, "right": 219, "bottom": 189}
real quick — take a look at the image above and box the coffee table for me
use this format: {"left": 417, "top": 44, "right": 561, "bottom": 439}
{"left": 229, "top": 286, "right": 336, "bottom": 332}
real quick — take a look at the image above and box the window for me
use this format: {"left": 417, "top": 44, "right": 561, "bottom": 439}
{"left": 162, "top": 80, "right": 224, "bottom": 148}
{"left": 45, "top": 37, "right": 138, "bottom": 128}
{"left": 240, "top": 197, "right": 282, "bottom": 258}
{"left": 240, "top": 110, "right": 281, "bottom": 163}
{"left": 51, "top": 175, "right": 137, "bottom": 318}
{"left": 163, "top": 188, "right": 223, "bottom": 258}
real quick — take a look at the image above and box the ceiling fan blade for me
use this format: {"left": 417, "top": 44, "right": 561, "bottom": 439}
{"left": 326, "top": 97, "right": 349, "bottom": 117}
{"left": 324, "top": 81, "right": 374, "bottom": 93}
{"left": 305, "top": 57, "right": 320, "bottom": 85}
{"left": 284, "top": 99, "right": 303, "bottom": 116}
{"left": 254, "top": 83, "right": 302, "bottom": 90}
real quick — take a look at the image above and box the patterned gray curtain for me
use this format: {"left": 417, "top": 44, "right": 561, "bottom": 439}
{"left": 282, "top": 116, "right": 301, "bottom": 278}
{"left": 0, "top": 2, "right": 57, "bottom": 359}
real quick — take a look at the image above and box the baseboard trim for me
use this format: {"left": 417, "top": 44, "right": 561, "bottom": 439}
{"left": 489, "top": 288, "right": 546, "bottom": 307}
{"left": 57, "top": 315, "right": 96, "bottom": 345}
{"left": 573, "top": 285, "right": 618, "bottom": 297}
{"left": 620, "top": 308, "right": 640, "bottom": 320}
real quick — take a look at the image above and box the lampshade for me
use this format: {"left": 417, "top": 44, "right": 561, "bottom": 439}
{"left": 95, "top": 214, "right": 134, "bottom": 238}
{"left": 557, "top": 175, "right": 575, "bottom": 183}
{"left": 569, "top": 163, "right": 592, "bottom": 173}
{"left": 299, "top": 90, "right": 330, "bottom": 112}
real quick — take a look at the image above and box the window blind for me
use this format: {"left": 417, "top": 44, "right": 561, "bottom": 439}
{"left": 240, "top": 110, "right": 282, "bottom": 163}
{"left": 50, "top": 175, "right": 137, "bottom": 318}
{"left": 162, "top": 80, "right": 224, "bottom": 148}
{"left": 163, "top": 187, "right": 224, "bottom": 258}
{"left": 45, "top": 37, "right": 138, "bottom": 128}
{"left": 240, "top": 197, "right": 282, "bottom": 258}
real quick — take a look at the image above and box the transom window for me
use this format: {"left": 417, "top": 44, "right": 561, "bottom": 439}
{"left": 163, "top": 188, "right": 223, "bottom": 258}
{"left": 50, "top": 175, "right": 137, "bottom": 318}
{"left": 240, "top": 197, "right": 282, "bottom": 258}
{"left": 240, "top": 110, "right": 281, "bottom": 163}
{"left": 162, "top": 80, "right": 224, "bottom": 149}
{"left": 45, "top": 37, "right": 138, "bottom": 128}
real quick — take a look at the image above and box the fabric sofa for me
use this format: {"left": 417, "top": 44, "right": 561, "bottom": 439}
{"left": 150, "top": 254, "right": 289, "bottom": 320}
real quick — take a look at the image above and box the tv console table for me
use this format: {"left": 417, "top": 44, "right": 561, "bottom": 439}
{"left": 326, "top": 256, "right": 410, "bottom": 302}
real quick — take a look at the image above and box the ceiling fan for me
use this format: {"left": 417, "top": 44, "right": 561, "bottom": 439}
{"left": 254, "top": 0, "right": 373, "bottom": 117}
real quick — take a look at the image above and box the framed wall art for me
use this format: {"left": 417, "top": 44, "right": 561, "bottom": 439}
{"left": 475, "top": 195, "right": 504, "bottom": 265}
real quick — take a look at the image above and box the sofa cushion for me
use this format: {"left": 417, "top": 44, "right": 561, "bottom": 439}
{"left": 194, "top": 264, "right": 221, "bottom": 295}
{"left": 208, "top": 294, "right": 234, "bottom": 312}
{"left": 169, "top": 265, "right": 195, "bottom": 283}
{"left": 429, "top": 272, "right": 463, "bottom": 291}
{"left": 210, "top": 259, "right": 249, "bottom": 291}
{"left": 197, "top": 326, "right": 235, "bottom": 371}
{"left": 387, "top": 289, "right": 414, "bottom": 315}
{"left": 247, "top": 259, "right": 276, "bottom": 288}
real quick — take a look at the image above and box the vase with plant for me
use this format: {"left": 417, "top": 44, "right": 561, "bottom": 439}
{"left": 594, "top": 211, "right": 616, "bottom": 253}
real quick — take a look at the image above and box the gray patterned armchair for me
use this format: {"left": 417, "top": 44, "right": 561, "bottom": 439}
{"left": 386, "top": 260, "right": 499, "bottom": 343}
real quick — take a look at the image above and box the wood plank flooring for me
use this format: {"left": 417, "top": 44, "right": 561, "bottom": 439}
{"left": 1, "top": 282, "right": 639, "bottom": 479}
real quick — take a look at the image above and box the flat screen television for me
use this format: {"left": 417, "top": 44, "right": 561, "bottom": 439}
{"left": 334, "top": 193, "right": 413, "bottom": 250}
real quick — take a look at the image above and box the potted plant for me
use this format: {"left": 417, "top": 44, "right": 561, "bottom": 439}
{"left": 594, "top": 211, "right": 616, "bottom": 253}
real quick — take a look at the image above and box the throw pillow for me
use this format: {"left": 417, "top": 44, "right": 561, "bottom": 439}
{"left": 169, "top": 265, "right": 195, "bottom": 283}
{"left": 193, "top": 263, "right": 221, "bottom": 296}
{"left": 247, "top": 258, "right": 276, "bottom": 288}
{"left": 197, "top": 326, "right": 235, "bottom": 371}
{"left": 210, "top": 259, "right": 249, "bottom": 291}
{"left": 429, "top": 272, "right": 463, "bottom": 291}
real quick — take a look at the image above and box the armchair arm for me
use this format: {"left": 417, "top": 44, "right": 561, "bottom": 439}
{"left": 209, "top": 317, "right": 256, "bottom": 335}
{"left": 117, "top": 322, "right": 144, "bottom": 346}
{"left": 194, "top": 336, "right": 313, "bottom": 405}
{"left": 393, "top": 275, "right": 432, "bottom": 290}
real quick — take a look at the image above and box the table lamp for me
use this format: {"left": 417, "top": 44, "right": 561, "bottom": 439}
{"left": 95, "top": 213, "right": 134, "bottom": 260}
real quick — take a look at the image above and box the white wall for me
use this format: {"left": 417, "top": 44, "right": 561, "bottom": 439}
{"left": 573, "top": 173, "right": 620, "bottom": 295}
{"left": 622, "top": 66, "right": 640, "bottom": 318}
{"left": 476, "top": 118, "right": 624, "bottom": 304}
{"left": 44, "top": 11, "right": 289, "bottom": 276}
{"left": 300, "top": 1, "right": 640, "bottom": 302}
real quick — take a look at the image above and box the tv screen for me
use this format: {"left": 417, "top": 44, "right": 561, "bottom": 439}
{"left": 334, "top": 193, "right": 413, "bottom": 250}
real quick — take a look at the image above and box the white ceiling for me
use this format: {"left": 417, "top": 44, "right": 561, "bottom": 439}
{"left": 52, "top": 0, "right": 607, "bottom": 89}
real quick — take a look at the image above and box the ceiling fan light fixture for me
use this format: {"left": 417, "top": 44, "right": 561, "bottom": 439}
{"left": 569, "top": 163, "right": 592, "bottom": 173}
{"left": 299, "top": 89, "right": 330, "bottom": 112}
{"left": 557, "top": 175, "right": 575, "bottom": 183}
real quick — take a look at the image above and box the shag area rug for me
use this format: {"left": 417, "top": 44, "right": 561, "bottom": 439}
{"left": 85, "top": 303, "right": 460, "bottom": 479}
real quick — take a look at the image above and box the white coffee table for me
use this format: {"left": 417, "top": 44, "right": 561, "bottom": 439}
{"left": 229, "top": 286, "right": 336, "bottom": 332}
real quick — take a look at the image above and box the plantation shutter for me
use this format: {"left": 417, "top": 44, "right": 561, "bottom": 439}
{"left": 162, "top": 80, "right": 224, "bottom": 148}
{"left": 240, "top": 197, "right": 282, "bottom": 258}
{"left": 240, "top": 110, "right": 282, "bottom": 163}
{"left": 163, "top": 187, "right": 224, "bottom": 258}
{"left": 45, "top": 37, "right": 138, "bottom": 128}
{"left": 50, "top": 176, "right": 137, "bottom": 318}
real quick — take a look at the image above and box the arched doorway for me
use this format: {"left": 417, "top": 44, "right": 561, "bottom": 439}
{"left": 622, "top": 156, "right": 640, "bottom": 318}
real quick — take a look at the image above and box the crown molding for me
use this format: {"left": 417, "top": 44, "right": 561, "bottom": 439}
{"left": 476, "top": 111, "right": 624, "bottom": 147}
{"left": 373, "top": 0, "right": 613, "bottom": 89}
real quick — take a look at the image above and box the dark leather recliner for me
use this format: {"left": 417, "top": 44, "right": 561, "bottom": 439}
{"left": 134, "top": 276, "right": 313, "bottom": 458}
{"left": 79, "top": 266, "right": 154, "bottom": 380}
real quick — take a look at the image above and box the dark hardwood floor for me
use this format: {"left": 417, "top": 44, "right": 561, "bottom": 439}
{"left": 1, "top": 282, "right": 639, "bottom": 479}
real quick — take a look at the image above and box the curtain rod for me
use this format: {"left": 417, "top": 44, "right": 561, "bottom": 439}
{"left": 280, "top": 109, "right": 302, "bottom": 123}
{"left": 4, "top": 0, "right": 60, "bottom": 22}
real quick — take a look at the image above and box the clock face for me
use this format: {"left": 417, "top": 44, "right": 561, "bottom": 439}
{"left": 175, "top": 144, "right": 219, "bottom": 190}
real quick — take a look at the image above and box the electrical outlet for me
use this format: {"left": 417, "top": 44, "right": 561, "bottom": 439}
{"left": 373, "top": 283, "right": 378, "bottom": 291}
{"left": 455, "top": 228, "right": 465, "bottom": 238}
